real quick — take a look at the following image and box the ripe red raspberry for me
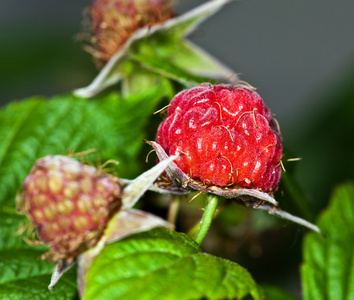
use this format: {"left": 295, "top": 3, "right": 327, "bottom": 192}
{"left": 156, "top": 83, "right": 283, "bottom": 193}
{"left": 85, "top": 0, "right": 175, "bottom": 67}
{"left": 23, "top": 155, "right": 121, "bottom": 257}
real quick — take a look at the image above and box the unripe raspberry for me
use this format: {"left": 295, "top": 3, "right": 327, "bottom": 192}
{"left": 156, "top": 83, "right": 283, "bottom": 193}
{"left": 85, "top": 0, "right": 175, "bottom": 67}
{"left": 23, "top": 155, "right": 121, "bottom": 257}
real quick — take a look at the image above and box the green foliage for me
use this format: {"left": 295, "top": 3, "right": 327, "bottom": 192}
{"left": 0, "top": 212, "right": 27, "bottom": 250}
{"left": 84, "top": 228, "right": 264, "bottom": 300}
{"left": 129, "top": 53, "right": 212, "bottom": 88}
{"left": 262, "top": 284, "right": 298, "bottom": 300}
{"left": 0, "top": 270, "right": 77, "bottom": 300}
{"left": 0, "top": 211, "right": 77, "bottom": 299}
{"left": 301, "top": 182, "right": 354, "bottom": 300}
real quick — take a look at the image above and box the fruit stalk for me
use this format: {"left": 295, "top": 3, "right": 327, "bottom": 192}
{"left": 194, "top": 195, "right": 218, "bottom": 244}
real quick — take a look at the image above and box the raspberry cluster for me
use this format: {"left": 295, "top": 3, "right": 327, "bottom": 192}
{"left": 23, "top": 155, "right": 121, "bottom": 256}
{"left": 156, "top": 83, "right": 283, "bottom": 193}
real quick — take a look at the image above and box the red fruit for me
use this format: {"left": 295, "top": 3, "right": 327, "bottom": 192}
{"left": 85, "top": 0, "right": 175, "bottom": 67}
{"left": 156, "top": 83, "right": 283, "bottom": 193}
{"left": 23, "top": 155, "right": 121, "bottom": 257}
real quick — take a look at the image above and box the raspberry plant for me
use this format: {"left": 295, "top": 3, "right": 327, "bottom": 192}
{"left": 1, "top": 1, "right": 353, "bottom": 299}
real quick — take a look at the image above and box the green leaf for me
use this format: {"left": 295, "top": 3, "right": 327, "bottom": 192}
{"left": 301, "top": 182, "right": 354, "bottom": 300}
{"left": 0, "top": 88, "right": 164, "bottom": 209}
{"left": 119, "top": 64, "right": 176, "bottom": 98}
{"left": 165, "top": 40, "right": 236, "bottom": 81}
{"left": 262, "top": 284, "right": 298, "bottom": 300}
{"left": 129, "top": 53, "right": 212, "bottom": 88}
{"left": 0, "top": 211, "right": 27, "bottom": 250}
{"left": 0, "top": 210, "right": 78, "bottom": 299}
{"left": 83, "top": 228, "right": 263, "bottom": 300}
{"left": 0, "top": 268, "right": 77, "bottom": 300}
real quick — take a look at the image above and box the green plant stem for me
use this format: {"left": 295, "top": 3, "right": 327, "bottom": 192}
{"left": 193, "top": 195, "right": 218, "bottom": 245}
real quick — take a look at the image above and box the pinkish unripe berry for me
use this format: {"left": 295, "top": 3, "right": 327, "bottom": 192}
{"left": 23, "top": 155, "right": 121, "bottom": 258}
{"left": 85, "top": 0, "right": 175, "bottom": 67}
{"left": 156, "top": 83, "right": 283, "bottom": 193}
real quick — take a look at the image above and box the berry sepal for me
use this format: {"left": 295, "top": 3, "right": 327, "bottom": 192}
{"left": 146, "top": 140, "right": 321, "bottom": 234}
{"left": 146, "top": 140, "right": 278, "bottom": 205}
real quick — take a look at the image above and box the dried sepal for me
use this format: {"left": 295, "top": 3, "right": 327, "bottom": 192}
{"left": 146, "top": 140, "right": 321, "bottom": 233}
{"left": 120, "top": 177, "right": 190, "bottom": 195}
{"left": 104, "top": 208, "right": 174, "bottom": 243}
{"left": 121, "top": 154, "right": 179, "bottom": 207}
{"left": 49, "top": 259, "right": 75, "bottom": 291}
{"left": 239, "top": 200, "right": 321, "bottom": 234}
{"left": 146, "top": 140, "right": 278, "bottom": 205}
